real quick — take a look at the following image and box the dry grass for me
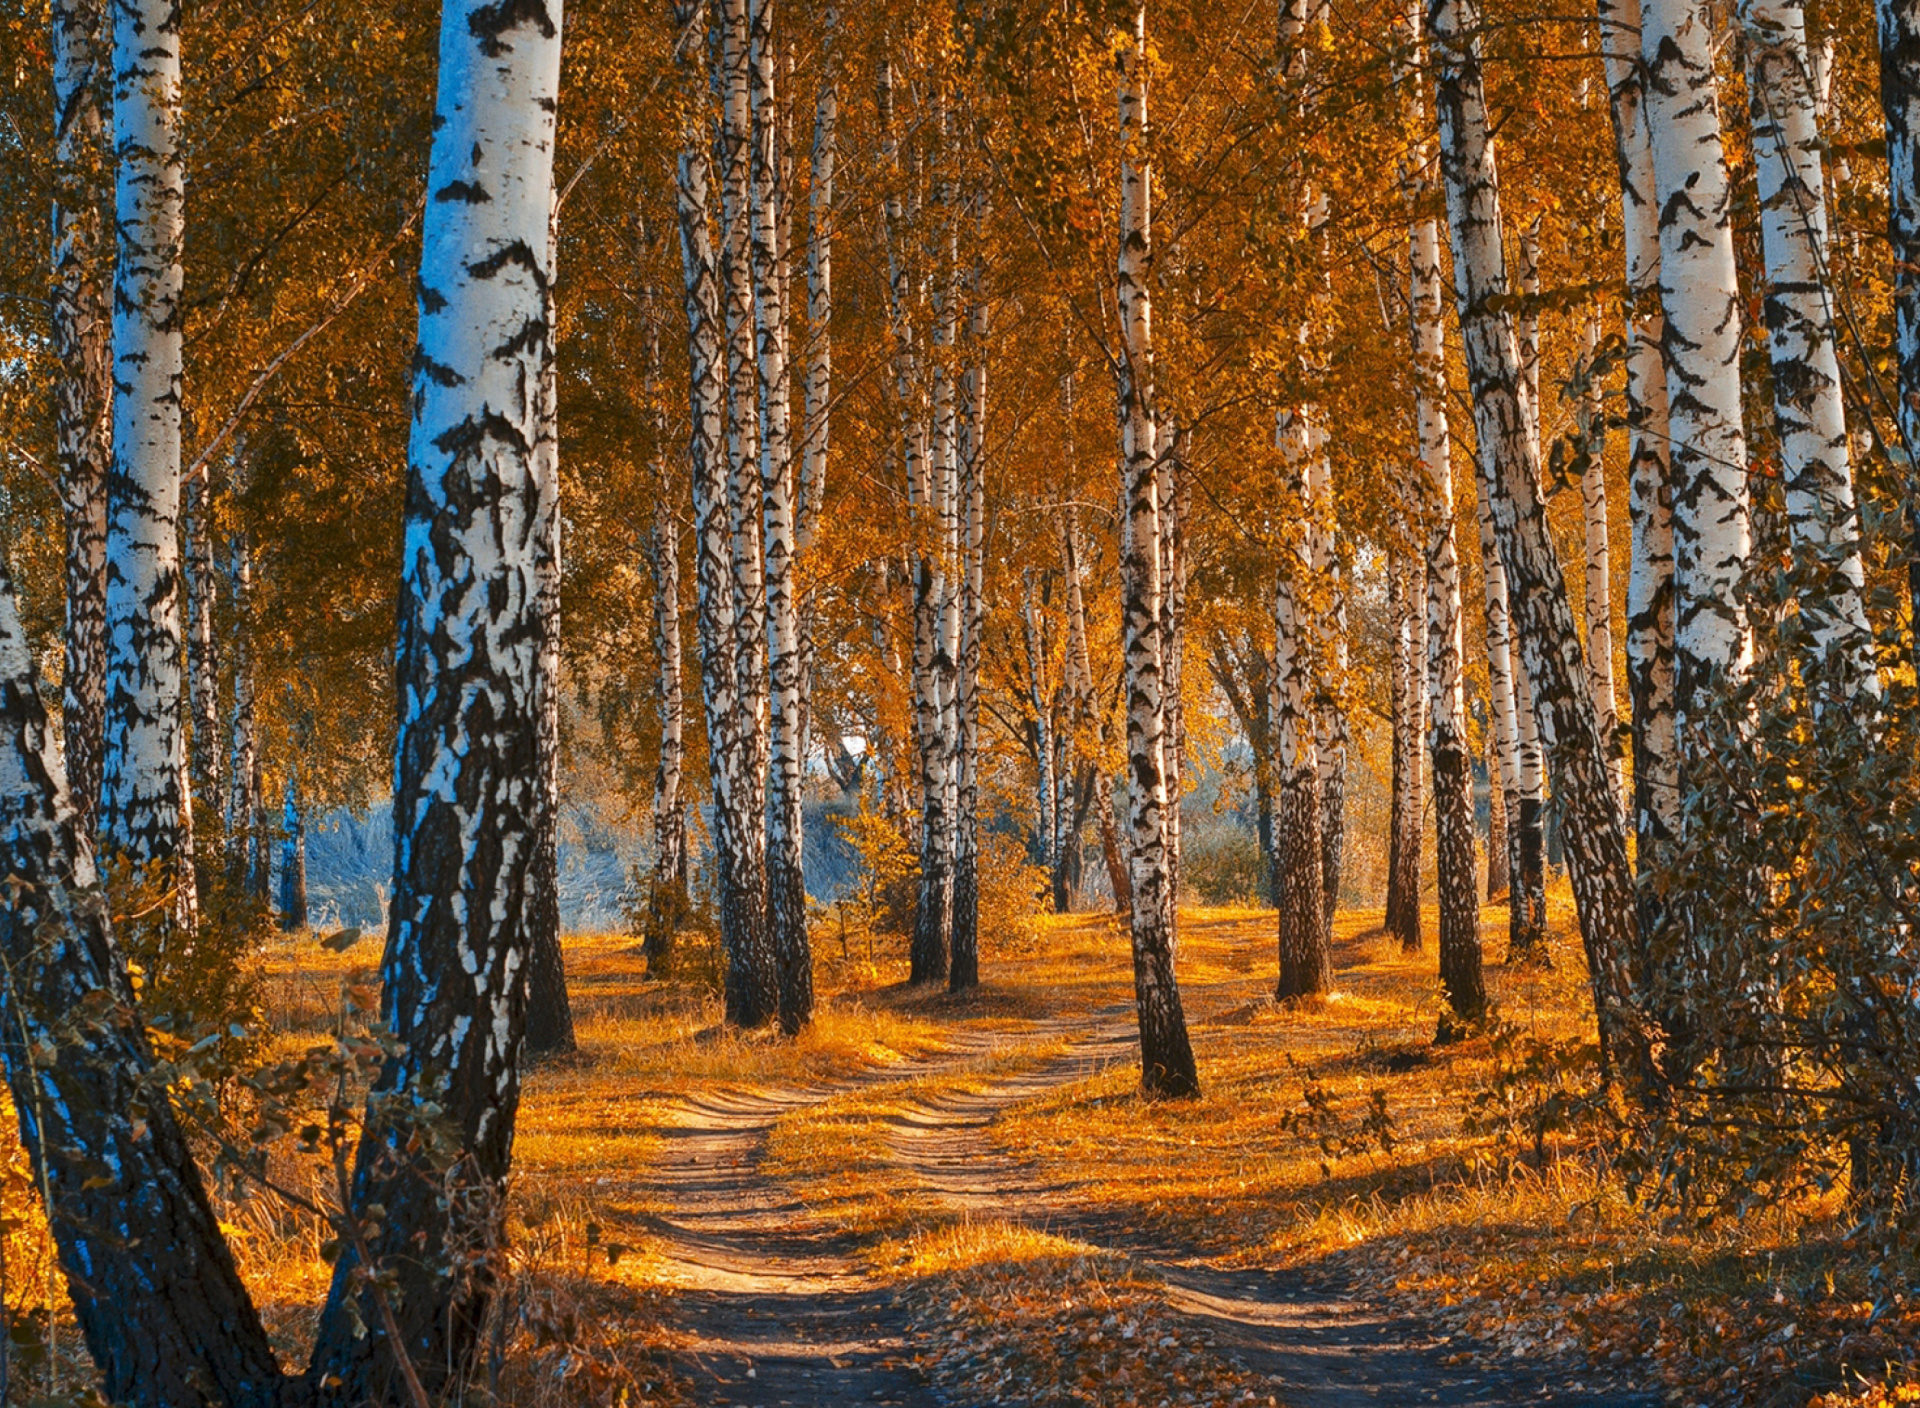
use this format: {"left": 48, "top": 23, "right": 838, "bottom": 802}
{"left": 1, "top": 898, "right": 1915, "bottom": 1405}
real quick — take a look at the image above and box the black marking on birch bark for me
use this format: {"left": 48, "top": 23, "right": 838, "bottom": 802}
{"left": 469, "top": 0, "right": 556, "bottom": 54}
{"left": 435, "top": 179, "right": 492, "bottom": 203}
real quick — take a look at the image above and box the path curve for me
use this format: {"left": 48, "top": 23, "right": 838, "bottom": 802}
{"left": 641, "top": 1007, "right": 1663, "bottom": 1407}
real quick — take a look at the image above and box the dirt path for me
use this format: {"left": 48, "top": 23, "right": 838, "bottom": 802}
{"left": 640, "top": 1010, "right": 1662, "bottom": 1408}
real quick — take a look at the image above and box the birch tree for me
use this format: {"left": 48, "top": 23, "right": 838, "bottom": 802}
{"left": 644, "top": 319, "right": 689, "bottom": 975}
{"left": 1384, "top": 549, "right": 1425, "bottom": 952}
{"left": 951, "top": 195, "right": 988, "bottom": 992}
{"left": 1272, "top": 413, "right": 1330, "bottom": 999}
{"left": 1428, "top": 0, "right": 1648, "bottom": 1076}
{"left": 99, "top": 0, "right": 189, "bottom": 882}
{"left": 51, "top": 0, "right": 111, "bottom": 844}
{"left": 1738, "top": 0, "right": 1874, "bottom": 677}
{"left": 1575, "top": 304, "right": 1624, "bottom": 806}
{"left": 1406, "top": 17, "right": 1484, "bottom": 1014}
{"left": 306, "top": 0, "right": 567, "bottom": 1387}
{"left": 1881, "top": 0, "right": 1920, "bottom": 668}
{"left": 0, "top": 555, "right": 282, "bottom": 1408}
{"left": 1640, "top": 0, "right": 1753, "bottom": 737}
{"left": 1116, "top": 1, "right": 1199, "bottom": 1097}
{"left": 749, "top": 0, "right": 812, "bottom": 1031}
{"left": 678, "top": 0, "right": 776, "bottom": 1028}
{"left": 1599, "top": 0, "right": 1678, "bottom": 899}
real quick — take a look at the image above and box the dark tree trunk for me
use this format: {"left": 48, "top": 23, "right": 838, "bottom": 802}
{"left": 0, "top": 562, "right": 283, "bottom": 1408}
{"left": 524, "top": 200, "right": 575, "bottom": 1059}
{"left": 1485, "top": 726, "right": 1509, "bottom": 898}
{"left": 277, "top": 772, "right": 307, "bottom": 931}
{"left": 52, "top": 0, "right": 111, "bottom": 849}
{"left": 1882, "top": 0, "right": 1920, "bottom": 666}
{"left": 1385, "top": 551, "right": 1424, "bottom": 950}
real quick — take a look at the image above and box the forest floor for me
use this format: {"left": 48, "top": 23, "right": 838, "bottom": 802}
{"left": 5, "top": 897, "right": 1918, "bottom": 1406}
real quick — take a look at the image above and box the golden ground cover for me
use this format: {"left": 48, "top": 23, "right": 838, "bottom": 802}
{"left": 1, "top": 900, "right": 1916, "bottom": 1405}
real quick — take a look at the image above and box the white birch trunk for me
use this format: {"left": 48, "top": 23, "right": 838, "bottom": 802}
{"left": 1429, "top": 0, "right": 1648, "bottom": 1077}
{"left": 1739, "top": 0, "right": 1875, "bottom": 677}
{"left": 1509, "top": 213, "right": 1548, "bottom": 957}
{"left": 1309, "top": 456, "right": 1346, "bottom": 935}
{"left": 1116, "top": 4, "right": 1197, "bottom": 1097}
{"left": 719, "top": 0, "right": 770, "bottom": 893}
{"left": 1411, "top": 165, "right": 1486, "bottom": 1018}
{"left": 951, "top": 209, "right": 988, "bottom": 991}
{"left": 1600, "top": 0, "right": 1680, "bottom": 873}
{"left": 1641, "top": 0, "right": 1753, "bottom": 735}
{"left": 51, "top": 0, "right": 111, "bottom": 843}
{"left": 1272, "top": 410, "right": 1330, "bottom": 1000}
{"left": 798, "top": 15, "right": 835, "bottom": 552}
{"left": 1577, "top": 305, "right": 1625, "bottom": 806}
{"left": 678, "top": 0, "right": 775, "bottom": 1027}
{"left": 749, "top": 0, "right": 811, "bottom": 1032}
{"left": 307, "top": 0, "right": 564, "bottom": 1387}
{"left": 100, "top": 0, "right": 187, "bottom": 872}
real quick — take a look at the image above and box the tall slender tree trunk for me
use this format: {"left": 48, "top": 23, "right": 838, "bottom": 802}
{"left": 307, "top": 0, "right": 565, "bottom": 1391}
{"left": 1508, "top": 218, "right": 1549, "bottom": 960}
{"left": 1314, "top": 530, "right": 1347, "bottom": 935}
{"left": 750, "top": 0, "right": 812, "bottom": 1032}
{"left": 1428, "top": 0, "right": 1649, "bottom": 1081}
{"left": 1385, "top": 549, "right": 1425, "bottom": 950}
{"left": 1062, "top": 512, "right": 1127, "bottom": 911}
{"left": 1407, "top": 105, "right": 1487, "bottom": 1016}
{"left": 1486, "top": 724, "right": 1508, "bottom": 897}
{"left": 185, "top": 472, "right": 222, "bottom": 823}
{"left": 1272, "top": 413, "right": 1331, "bottom": 1000}
{"left": 277, "top": 769, "right": 307, "bottom": 931}
{"left": 99, "top": 0, "right": 188, "bottom": 892}
{"left": 51, "top": 0, "right": 111, "bottom": 848}
{"left": 679, "top": 0, "right": 774, "bottom": 1029}
{"left": 1116, "top": 3, "right": 1198, "bottom": 1098}
{"left": 644, "top": 328, "right": 689, "bottom": 977}
{"left": 225, "top": 532, "right": 264, "bottom": 895}
{"left": 1601, "top": 0, "right": 1680, "bottom": 914}
{"left": 1020, "top": 575, "right": 1057, "bottom": 868}
{"left": 795, "top": 6, "right": 835, "bottom": 794}
{"left": 1739, "top": 0, "right": 1875, "bottom": 675}
{"left": 718, "top": 0, "right": 777, "bottom": 1025}
{"left": 950, "top": 209, "right": 988, "bottom": 993}
{"left": 1642, "top": 0, "right": 1754, "bottom": 740}
{"left": 1159, "top": 424, "right": 1190, "bottom": 925}
{"left": 0, "top": 561, "right": 283, "bottom": 1408}
{"left": 1879, "top": 0, "right": 1920, "bottom": 669}
{"left": 525, "top": 195, "right": 576, "bottom": 1059}
{"left": 1577, "top": 304, "right": 1626, "bottom": 806}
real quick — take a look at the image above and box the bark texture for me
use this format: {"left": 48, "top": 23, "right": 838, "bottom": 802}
{"left": 718, "top": 0, "right": 779, "bottom": 1025}
{"left": 307, "top": 3, "right": 564, "bottom": 1391}
{"left": 1641, "top": 0, "right": 1753, "bottom": 734}
{"left": 0, "top": 558, "right": 282, "bottom": 1408}
{"left": 750, "top": 0, "right": 812, "bottom": 1031}
{"left": 1116, "top": 4, "right": 1199, "bottom": 1097}
{"left": 1429, "top": 0, "right": 1648, "bottom": 1077}
{"left": 1739, "top": 0, "right": 1874, "bottom": 675}
{"left": 1409, "top": 164, "right": 1484, "bottom": 1015}
{"left": 1385, "top": 550, "right": 1425, "bottom": 951}
{"left": 1881, "top": 0, "right": 1920, "bottom": 665}
{"left": 679, "top": 0, "right": 775, "bottom": 1028}
{"left": 1601, "top": 0, "right": 1680, "bottom": 905}
{"left": 52, "top": 0, "right": 111, "bottom": 845}
{"left": 100, "top": 0, "right": 189, "bottom": 877}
